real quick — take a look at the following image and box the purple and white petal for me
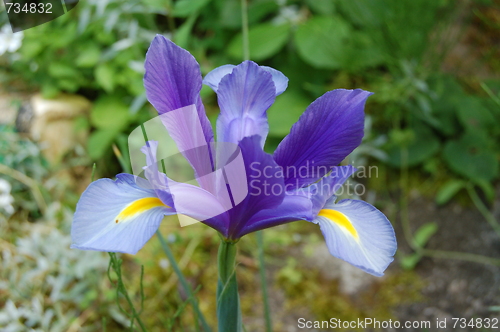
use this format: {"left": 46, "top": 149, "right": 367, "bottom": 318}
{"left": 204, "top": 64, "right": 288, "bottom": 96}
{"left": 260, "top": 66, "right": 288, "bottom": 95}
{"left": 71, "top": 174, "right": 174, "bottom": 255}
{"left": 314, "top": 198, "right": 397, "bottom": 277}
{"left": 273, "top": 89, "right": 372, "bottom": 189}
{"left": 216, "top": 61, "right": 276, "bottom": 147}
{"left": 203, "top": 64, "right": 236, "bottom": 93}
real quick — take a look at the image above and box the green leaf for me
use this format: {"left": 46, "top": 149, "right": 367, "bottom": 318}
{"left": 456, "top": 96, "right": 495, "bottom": 131}
{"left": 436, "top": 180, "right": 465, "bottom": 205}
{"left": 76, "top": 45, "right": 101, "bottom": 68}
{"left": 413, "top": 222, "right": 438, "bottom": 248}
{"left": 267, "top": 90, "right": 310, "bottom": 137}
{"left": 306, "top": 0, "right": 335, "bottom": 15}
{"left": 87, "top": 128, "right": 119, "bottom": 160}
{"left": 90, "top": 96, "right": 131, "bottom": 131}
{"left": 443, "top": 132, "right": 498, "bottom": 181}
{"left": 294, "top": 16, "right": 351, "bottom": 69}
{"left": 228, "top": 23, "right": 290, "bottom": 61}
{"left": 400, "top": 252, "right": 422, "bottom": 270}
{"left": 95, "top": 64, "right": 116, "bottom": 93}
{"left": 175, "top": 13, "right": 198, "bottom": 49}
{"left": 473, "top": 179, "right": 495, "bottom": 203}
{"left": 173, "top": 0, "right": 211, "bottom": 17}
{"left": 48, "top": 63, "right": 80, "bottom": 79}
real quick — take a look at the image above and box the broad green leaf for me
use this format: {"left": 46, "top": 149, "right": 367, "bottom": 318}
{"left": 414, "top": 222, "right": 438, "bottom": 248}
{"left": 443, "top": 132, "right": 498, "bottom": 181}
{"left": 267, "top": 90, "right": 310, "bottom": 137}
{"left": 456, "top": 96, "right": 495, "bottom": 131}
{"left": 294, "top": 16, "right": 350, "bottom": 69}
{"left": 90, "top": 96, "right": 130, "bottom": 131}
{"left": 95, "top": 64, "right": 115, "bottom": 93}
{"left": 87, "top": 128, "right": 119, "bottom": 160}
{"left": 436, "top": 179, "right": 465, "bottom": 205}
{"left": 228, "top": 23, "right": 290, "bottom": 61}
{"left": 173, "top": 0, "right": 211, "bottom": 17}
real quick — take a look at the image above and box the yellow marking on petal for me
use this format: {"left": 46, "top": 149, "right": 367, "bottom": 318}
{"left": 115, "top": 197, "right": 168, "bottom": 223}
{"left": 318, "top": 209, "right": 358, "bottom": 239}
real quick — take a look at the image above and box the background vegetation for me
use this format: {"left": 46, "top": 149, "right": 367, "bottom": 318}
{"left": 1, "top": 0, "right": 499, "bottom": 331}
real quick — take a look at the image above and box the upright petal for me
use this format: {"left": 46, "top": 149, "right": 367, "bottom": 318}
{"left": 260, "top": 66, "right": 288, "bottom": 95}
{"left": 215, "top": 61, "right": 276, "bottom": 147}
{"left": 203, "top": 64, "right": 288, "bottom": 95}
{"left": 71, "top": 174, "right": 175, "bottom": 254}
{"left": 203, "top": 64, "right": 236, "bottom": 93}
{"left": 273, "top": 89, "right": 372, "bottom": 189}
{"left": 314, "top": 198, "right": 397, "bottom": 277}
{"left": 144, "top": 35, "right": 214, "bottom": 172}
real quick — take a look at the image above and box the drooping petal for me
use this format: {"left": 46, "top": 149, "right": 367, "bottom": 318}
{"left": 273, "top": 89, "right": 372, "bottom": 189}
{"left": 226, "top": 135, "right": 285, "bottom": 239}
{"left": 144, "top": 35, "right": 214, "bottom": 172}
{"left": 71, "top": 174, "right": 174, "bottom": 254}
{"left": 215, "top": 61, "right": 276, "bottom": 147}
{"left": 203, "top": 64, "right": 288, "bottom": 96}
{"left": 314, "top": 198, "right": 396, "bottom": 277}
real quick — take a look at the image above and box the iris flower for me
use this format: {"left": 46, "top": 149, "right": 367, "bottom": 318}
{"left": 71, "top": 35, "right": 396, "bottom": 277}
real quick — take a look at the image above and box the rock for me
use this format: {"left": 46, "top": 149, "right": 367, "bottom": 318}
{"left": 28, "top": 93, "right": 91, "bottom": 165}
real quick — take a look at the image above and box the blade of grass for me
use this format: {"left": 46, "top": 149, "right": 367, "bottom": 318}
{"left": 156, "top": 230, "right": 212, "bottom": 332}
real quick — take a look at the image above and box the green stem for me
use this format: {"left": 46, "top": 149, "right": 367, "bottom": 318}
{"left": 467, "top": 184, "right": 500, "bottom": 238}
{"left": 241, "top": 0, "right": 249, "bottom": 61}
{"left": 217, "top": 240, "right": 242, "bottom": 332}
{"left": 156, "top": 231, "right": 212, "bottom": 332}
{"left": 107, "top": 253, "right": 147, "bottom": 332}
{"left": 256, "top": 231, "right": 272, "bottom": 332}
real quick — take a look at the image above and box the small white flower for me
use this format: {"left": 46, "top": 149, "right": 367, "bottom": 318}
{"left": 0, "top": 24, "right": 24, "bottom": 56}
{"left": 0, "top": 179, "right": 15, "bottom": 214}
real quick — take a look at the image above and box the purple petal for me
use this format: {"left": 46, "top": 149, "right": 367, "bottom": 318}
{"left": 273, "top": 89, "right": 372, "bottom": 189}
{"left": 144, "top": 35, "right": 214, "bottom": 148}
{"left": 216, "top": 61, "right": 276, "bottom": 147}
{"left": 238, "top": 192, "right": 313, "bottom": 237}
{"left": 226, "top": 135, "right": 285, "bottom": 239}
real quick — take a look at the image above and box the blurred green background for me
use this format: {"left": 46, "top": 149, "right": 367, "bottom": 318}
{"left": 1, "top": 0, "right": 500, "bottom": 331}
